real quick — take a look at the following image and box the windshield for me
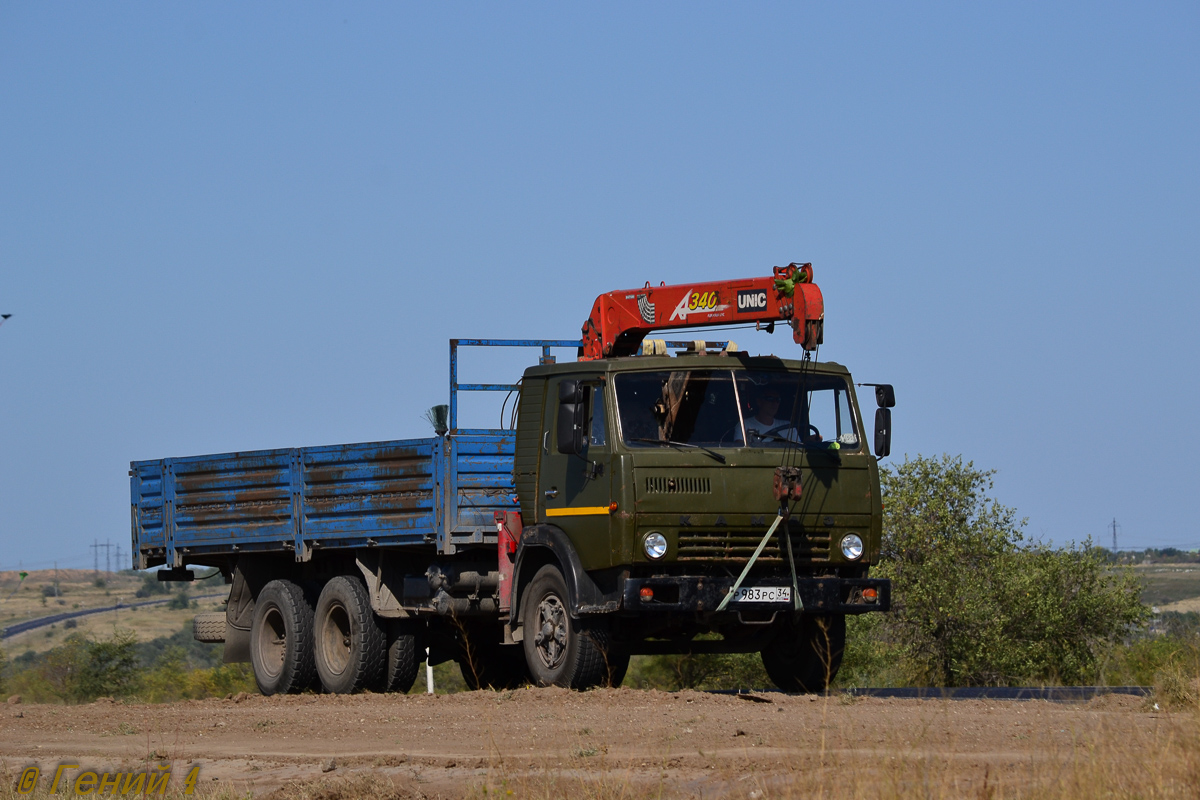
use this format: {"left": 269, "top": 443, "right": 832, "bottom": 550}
{"left": 614, "top": 369, "right": 859, "bottom": 451}
{"left": 735, "top": 370, "right": 860, "bottom": 450}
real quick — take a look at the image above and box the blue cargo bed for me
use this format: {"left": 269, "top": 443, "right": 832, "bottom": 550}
{"left": 130, "top": 431, "right": 516, "bottom": 569}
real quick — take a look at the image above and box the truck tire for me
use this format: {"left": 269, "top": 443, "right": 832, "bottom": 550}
{"left": 380, "top": 619, "right": 421, "bottom": 693}
{"left": 250, "top": 579, "right": 316, "bottom": 696}
{"left": 314, "top": 575, "right": 386, "bottom": 694}
{"left": 521, "top": 564, "right": 616, "bottom": 689}
{"left": 459, "top": 636, "right": 529, "bottom": 690}
{"left": 606, "top": 648, "right": 631, "bottom": 688}
{"left": 760, "top": 614, "right": 846, "bottom": 693}
{"left": 193, "top": 612, "right": 226, "bottom": 643}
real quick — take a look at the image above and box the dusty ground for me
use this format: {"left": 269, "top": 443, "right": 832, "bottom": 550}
{"left": 2, "top": 689, "right": 1197, "bottom": 799}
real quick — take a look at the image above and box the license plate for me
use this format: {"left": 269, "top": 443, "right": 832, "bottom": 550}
{"left": 731, "top": 586, "right": 791, "bottom": 603}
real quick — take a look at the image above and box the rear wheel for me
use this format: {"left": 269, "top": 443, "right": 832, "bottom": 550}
{"left": 314, "top": 575, "right": 386, "bottom": 694}
{"left": 380, "top": 618, "right": 422, "bottom": 693}
{"left": 761, "top": 614, "right": 846, "bottom": 693}
{"left": 249, "top": 579, "right": 316, "bottom": 696}
{"left": 521, "top": 565, "right": 618, "bottom": 689}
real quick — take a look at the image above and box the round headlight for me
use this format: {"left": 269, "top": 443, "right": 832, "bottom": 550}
{"left": 840, "top": 533, "right": 864, "bottom": 560}
{"left": 643, "top": 532, "right": 668, "bottom": 560}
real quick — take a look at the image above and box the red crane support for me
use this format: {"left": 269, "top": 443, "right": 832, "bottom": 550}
{"left": 579, "top": 263, "right": 824, "bottom": 360}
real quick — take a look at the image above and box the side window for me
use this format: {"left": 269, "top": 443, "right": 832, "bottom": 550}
{"left": 590, "top": 386, "right": 607, "bottom": 447}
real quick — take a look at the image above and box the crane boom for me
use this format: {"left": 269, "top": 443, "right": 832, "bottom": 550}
{"left": 579, "top": 262, "right": 824, "bottom": 360}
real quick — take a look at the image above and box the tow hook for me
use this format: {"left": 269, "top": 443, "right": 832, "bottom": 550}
{"left": 773, "top": 467, "right": 802, "bottom": 503}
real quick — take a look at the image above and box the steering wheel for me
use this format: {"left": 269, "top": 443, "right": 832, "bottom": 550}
{"left": 763, "top": 424, "right": 821, "bottom": 441}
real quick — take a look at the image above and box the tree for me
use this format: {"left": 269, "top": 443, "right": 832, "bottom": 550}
{"left": 861, "top": 455, "right": 1147, "bottom": 687}
{"left": 135, "top": 573, "right": 169, "bottom": 598}
{"left": 74, "top": 630, "right": 141, "bottom": 700}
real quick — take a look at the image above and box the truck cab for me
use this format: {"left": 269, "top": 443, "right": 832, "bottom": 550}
{"left": 507, "top": 348, "right": 891, "bottom": 690}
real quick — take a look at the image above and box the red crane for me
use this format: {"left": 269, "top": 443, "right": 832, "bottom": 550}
{"left": 579, "top": 263, "right": 824, "bottom": 360}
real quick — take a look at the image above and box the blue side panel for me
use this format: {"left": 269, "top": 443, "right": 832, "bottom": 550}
{"left": 131, "top": 462, "right": 165, "bottom": 567}
{"left": 451, "top": 432, "right": 518, "bottom": 532}
{"left": 130, "top": 432, "right": 516, "bottom": 563}
{"left": 301, "top": 438, "right": 439, "bottom": 549}
{"left": 167, "top": 449, "right": 295, "bottom": 559}
{"left": 442, "top": 431, "right": 517, "bottom": 554}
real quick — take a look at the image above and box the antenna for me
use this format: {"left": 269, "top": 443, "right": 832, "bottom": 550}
{"left": 1111, "top": 518, "right": 1120, "bottom": 556}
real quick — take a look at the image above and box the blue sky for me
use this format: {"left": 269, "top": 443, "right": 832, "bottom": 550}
{"left": 1, "top": 3, "right": 1197, "bottom": 569}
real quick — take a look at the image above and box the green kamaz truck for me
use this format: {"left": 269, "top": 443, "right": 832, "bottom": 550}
{"left": 131, "top": 263, "right": 893, "bottom": 694}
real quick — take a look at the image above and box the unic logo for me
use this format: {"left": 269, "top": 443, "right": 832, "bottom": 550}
{"left": 737, "top": 289, "right": 768, "bottom": 312}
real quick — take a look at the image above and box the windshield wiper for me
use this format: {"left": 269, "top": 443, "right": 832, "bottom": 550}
{"left": 629, "top": 437, "right": 727, "bottom": 464}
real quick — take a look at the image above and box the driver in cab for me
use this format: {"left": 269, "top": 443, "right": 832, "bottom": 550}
{"left": 743, "top": 387, "right": 818, "bottom": 445}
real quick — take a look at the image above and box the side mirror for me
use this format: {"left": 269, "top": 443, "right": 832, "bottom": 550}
{"left": 875, "top": 384, "right": 895, "bottom": 408}
{"left": 557, "top": 380, "right": 586, "bottom": 455}
{"left": 874, "top": 408, "right": 891, "bottom": 459}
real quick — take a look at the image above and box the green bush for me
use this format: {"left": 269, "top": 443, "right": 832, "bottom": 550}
{"left": 625, "top": 651, "right": 770, "bottom": 691}
{"left": 75, "top": 629, "right": 141, "bottom": 699}
{"left": 836, "top": 613, "right": 904, "bottom": 688}
{"left": 860, "top": 454, "right": 1148, "bottom": 687}
{"left": 5, "top": 631, "right": 141, "bottom": 703}
{"left": 134, "top": 572, "right": 170, "bottom": 598}
{"left": 2, "top": 625, "right": 253, "bottom": 704}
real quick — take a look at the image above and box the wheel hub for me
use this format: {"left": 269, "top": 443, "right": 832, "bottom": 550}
{"left": 533, "top": 594, "right": 567, "bottom": 670}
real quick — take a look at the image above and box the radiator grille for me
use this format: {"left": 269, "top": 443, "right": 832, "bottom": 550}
{"left": 644, "top": 476, "right": 711, "bottom": 494}
{"left": 677, "top": 529, "right": 831, "bottom": 562}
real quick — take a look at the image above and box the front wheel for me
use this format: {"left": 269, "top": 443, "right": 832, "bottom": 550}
{"left": 521, "top": 564, "right": 622, "bottom": 689}
{"left": 761, "top": 614, "right": 846, "bottom": 693}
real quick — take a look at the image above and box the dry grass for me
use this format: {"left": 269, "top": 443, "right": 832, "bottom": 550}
{"left": 179, "top": 701, "right": 1200, "bottom": 799}
{"left": 2, "top": 703, "right": 1197, "bottom": 799}
{"left": 0, "top": 569, "right": 223, "bottom": 656}
{"left": 468, "top": 706, "right": 1200, "bottom": 799}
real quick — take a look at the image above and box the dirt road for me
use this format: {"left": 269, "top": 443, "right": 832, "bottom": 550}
{"left": 2, "top": 689, "right": 1196, "bottom": 798}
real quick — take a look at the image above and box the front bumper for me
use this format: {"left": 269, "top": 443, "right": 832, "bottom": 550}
{"left": 622, "top": 575, "right": 891, "bottom": 615}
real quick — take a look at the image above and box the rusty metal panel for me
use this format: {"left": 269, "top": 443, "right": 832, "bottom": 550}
{"left": 169, "top": 450, "right": 294, "bottom": 554}
{"left": 451, "top": 433, "right": 518, "bottom": 534}
{"left": 301, "top": 438, "right": 439, "bottom": 548}
{"left": 130, "top": 461, "right": 165, "bottom": 568}
{"left": 132, "top": 431, "right": 519, "bottom": 563}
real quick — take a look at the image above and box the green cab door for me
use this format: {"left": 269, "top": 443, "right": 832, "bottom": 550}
{"left": 538, "top": 379, "right": 615, "bottom": 569}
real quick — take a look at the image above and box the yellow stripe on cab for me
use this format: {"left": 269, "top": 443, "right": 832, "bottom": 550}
{"left": 544, "top": 506, "right": 611, "bottom": 517}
